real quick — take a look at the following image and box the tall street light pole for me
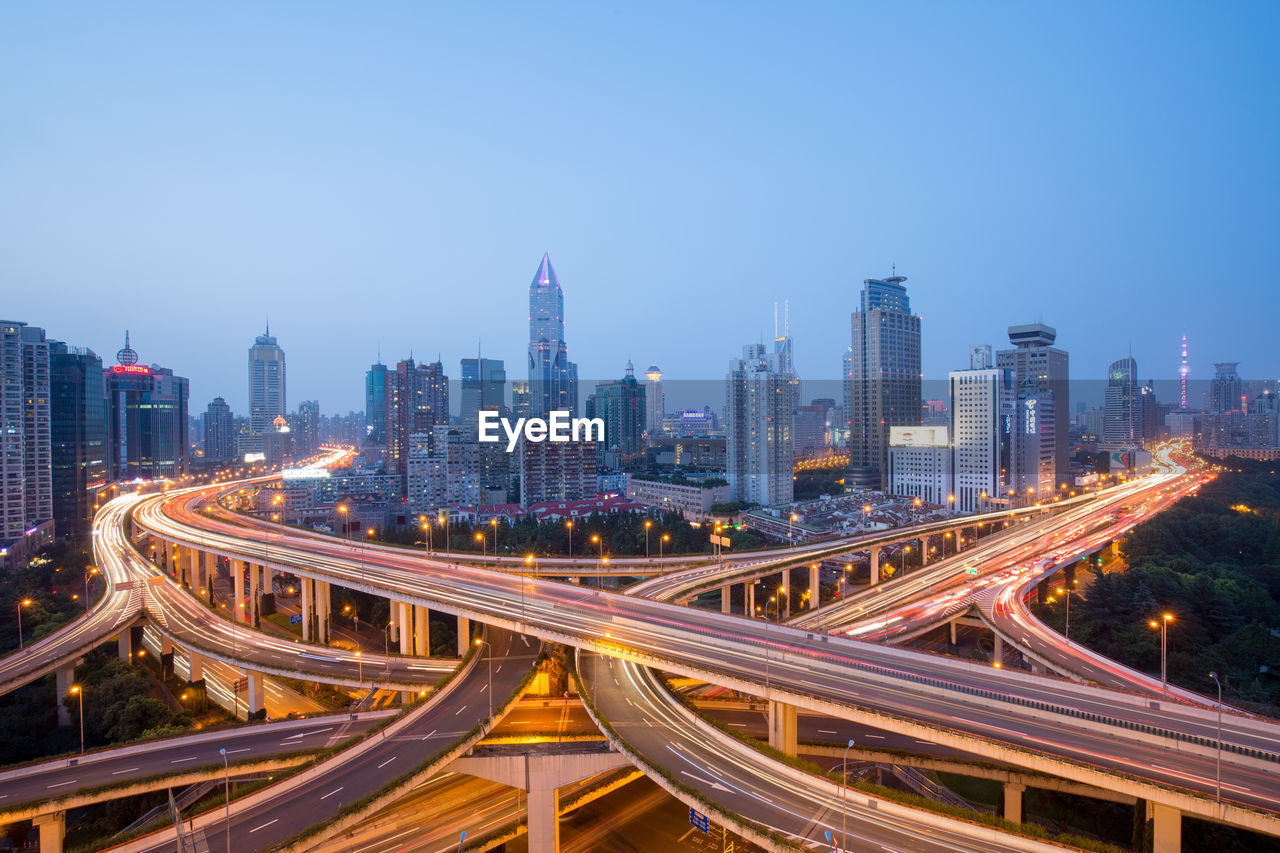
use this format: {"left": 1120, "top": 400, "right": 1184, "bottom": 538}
{"left": 842, "top": 738, "right": 856, "bottom": 853}
{"left": 1209, "top": 671, "right": 1223, "bottom": 803}
{"left": 474, "top": 638, "right": 493, "bottom": 720}
{"left": 70, "top": 685, "right": 85, "bottom": 754}
{"left": 1149, "top": 613, "right": 1173, "bottom": 694}
{"left": 644, "top": 520, "right": 652, "bottom": 559}
{"left": 17, "top": 599, "right": 32, "bottom": 649}
{"left": 219, "top": 747, "right": 230, "bottom": 853}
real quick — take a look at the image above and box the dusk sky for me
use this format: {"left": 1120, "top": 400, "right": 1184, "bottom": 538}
{"left": 3, "top": 2, "right": 1277, "bottom": 414}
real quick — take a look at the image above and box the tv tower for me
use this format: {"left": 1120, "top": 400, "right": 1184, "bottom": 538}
{"left": 1178, "top": 335, "right": 1190, "bottom": 410}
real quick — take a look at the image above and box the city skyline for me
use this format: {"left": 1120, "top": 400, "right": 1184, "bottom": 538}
{"left": 3, "top": 4, "right": 1277, "bottom": 412}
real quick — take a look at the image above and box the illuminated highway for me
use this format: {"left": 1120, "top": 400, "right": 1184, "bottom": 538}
{"left": 130, "top": 482, "right": 1280, "bottom": 834}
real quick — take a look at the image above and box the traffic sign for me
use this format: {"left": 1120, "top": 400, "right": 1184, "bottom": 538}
{"left": 710, "top": 535, "right": 731, "bottom": 548}
{"left": 689, "top": 807, "right": 710, "bottom": 833}
{"left": 290, "top": 613, "right": 303, "bottom": 625}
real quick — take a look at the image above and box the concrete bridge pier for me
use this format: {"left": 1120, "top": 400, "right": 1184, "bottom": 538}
{"left": 868, "top": 546, "right": 881, "bottom": 585}
{"left": 301, "top": 578, "right": 314, "bottom": 641}
{"left": 1149, "top": 801, "right": 1182, "bottom": 853}
{"left": 450, "top": 750, "right": 632, "bottom": 853}
{"left": 768, "top": 700, "right": 798, "bottom": 756}
{"left": 55, "top": 666, "right": 74, "bottom": 727}
{"left": 745, "top": 582, "right": 755, "bottom": 617}
{"left": 720, "top": 584, "right": 732, "bottom": 614}
{"left": 808, "top": 564, "right": 820, "bottom": 609}
{"left": 316, "top": 581, "right": 330, "bottom": 642}
{"left": 33, "top": 810, "right": 64, "bottom": 853}
{"left": 414, "top": 605, "right": 430, "bottom": 656}
{"left": 243, "top": 669, "right": 265, "bottom": 719}
{"left": 457, "top": 616, "right": 471, "bottom": 656}
{"left": 188, "top": 650, "right": 203, "bottom": 682}
{"left": 779, "top": 571, "right": 791, "bottom": 618}
{"left": 398, "top": 602, "right": 413, "bottom": 655}
{"left": 1002, "top": 782, "right": 1025, "bottom": 823}
{"left": 992, "top": 634, "right": 1004, "bottom": 666}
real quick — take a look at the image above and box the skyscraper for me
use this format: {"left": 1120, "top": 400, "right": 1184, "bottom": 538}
{"left": 643, "top": 364, "right": 664, "bottom": 438}
{"left": 365, "top": 359, "right": 388, "bottom": 446}
{"left": 848, "top": 275, "right": 922, "bottom": 489}
{"left": 385, "top": 356, "right": 449, "bottom": 489}
{"left": 527, "top": 254, "right": 578, "bottom": 417}
{"left": 248, "top": 326, "right": 286, "bottom": 436}
{"left": 588, "top": 362, "right": 647, "bottom": 471}
{"left": 726, "top": 343, "right": 797, "bottom": 506}
{"left": 1, "top": 321, "right": 56, "bottom": 566}
{"left": 510, "top": 381, "right": 532, "bottom": 419}
{"left": 49, "top": 342, "right": 108, "bottom": 541}
{"left": 460, "top": 357, "right": 507, "bottom": 430}
{"left": 996, "top": 323, "right": 1069, "bottom": 489}
{"left": 1178, "top": 336, "right": 1190, "bottom": 410}
{"left": 204, "top": 397, "right": 236, "bottom": 463}
{"left": 1103, "top": 357, "right": 1139, "bottom": 447}
{"left": 1211, "top": 363, "right": 1242, "bottom": 414}
{"left": 949, "top": 351, "right": 1015, "bottom": 513}
{"left": 105, "top": 333, "right": 189, "bottom": 480}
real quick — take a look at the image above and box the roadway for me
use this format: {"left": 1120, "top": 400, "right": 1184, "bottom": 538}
{"left": 133, "top": 484, "right": 1280, "bottom": 824}
{"left": 114, "top": 627, "right": 540, "bottom": 853}
{"left": 0, "top": 712, "right": 393, "bottom": 818}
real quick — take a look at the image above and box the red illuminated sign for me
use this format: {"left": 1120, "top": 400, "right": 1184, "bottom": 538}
{"left": 111, "top": 364, "right": 151, "bottom": 375}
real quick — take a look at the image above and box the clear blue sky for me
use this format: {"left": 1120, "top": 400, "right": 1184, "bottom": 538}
{"left": 2, "top": 2, "right": 1276, "bottom": 414}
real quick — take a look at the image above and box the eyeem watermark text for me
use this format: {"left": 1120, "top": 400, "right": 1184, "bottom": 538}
{"left": 477, "top": 410, "right": 604, "bottom": 452}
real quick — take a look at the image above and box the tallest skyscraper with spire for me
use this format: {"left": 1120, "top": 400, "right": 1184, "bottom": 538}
{"left": 527, "top": 253, "right": 579, "bottom": 417}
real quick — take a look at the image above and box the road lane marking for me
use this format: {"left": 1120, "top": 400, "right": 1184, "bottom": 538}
{"left": 818, "top": 729, "right": 838, "bottom": 734}
{"left": 377, "top": 756, "right": 397, "bottom": 769}
{"left": 282, "top": 726, "right": 333, "bottom": 740}
{"left": 455, "top": 705, "right": 467, "bottom": 715}
{"left": 319, "top": 786, "right": 344, "bottom": 800}
{"left": 225, "top": 747, "right": 251, "bottom": 754}
{"left": 46, "top": 780, "right": 77, "bottom": 788}
{"left": 863, "top": 734, "right": 885, "bottom": 739}
{"left": 249, "top": 819, "right": 279, "bottom": 833}
{"left": 170, "top": 756, "right": 199, "bottom": 763}
{"left": 111, "top": 767, "right": 141, "bottom": 775}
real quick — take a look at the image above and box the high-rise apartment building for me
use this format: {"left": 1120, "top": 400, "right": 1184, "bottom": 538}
{"left": 510, "top": 381, "right": 532, "bottom": 419}
{"left": 248, "top": 326, "right": 286, "bottom": 436}
{"left": 725, "top": 343, "right": 797, "bottom": 506}
{"left": 292, "top": 400, "right": 320, "bottom": 457}
{"left": 588, "top": 362, "right": 647, "bottom": 471}
{"left": 365, "top": 359, "right": 388, "bottom": 446}
{"left": 949, "top": 351, "right": 1015, "bottom": 513}
{"left": 204, "top": 397, "right": 236, "bottom": 463}
{"left": 1, "top": 321, "right": 56, "bottom": 565}
{"left": 996, "top": 323, "right": 1069, "bottom": 488}
{"left": 1103, "top": 357, "right": 1139, "bottom": 447}
{"left": 527, "top": 254, "right": 578, "bottom": 417}
{"left": 643, "top": 364, "right": 664, "bottom": 438}
{"left": 407, "top": 429, "right": 480, "bottom": 514}
{"left": 460, "top": 357, "right": 506, "bottom": 430}
{"left": 1211, "top": 363, "right": 1243, "bottom": 414}
{"left": 888, "top": 425, "right": 953, "bottom": 505}
{"left": 106, "top": 334, "right": 189, "bottom": 480}
{"left": 849, "top": 275, "right": 922, "bottom": 489}
{"left": 385, "top": 357, "right": 449, "bottom": 488}
{"left": 49, "top": 342, "right": 108, "bottom": 541}
{"left": 1014, "top": 378, "right": 1055, "bottom": 499}
{"left": 519, "top": 439, "right": 596, "bottom": 508}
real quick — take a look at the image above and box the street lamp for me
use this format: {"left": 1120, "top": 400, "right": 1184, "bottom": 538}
{"left": 17, "top": 599, "right": 32, "bottom": 649}
{"left": 788, "top": 513, "right": 798, "bottom": 546}
{"left": 83, "top": 567, "right": 98, "bottom": 612}
{"left": 1149, "top": 613, "right": 1174, "bottom": 694}
{"left": 219, "top": 747, "right": 231, "bottom": 853}
{"left": 644, "top": 520, "right": 652, "bottom": 559}
{"left": 474, "top": 638, "right": 493, "bottom": 720}
{"left": 565, "top": 520, "right": 573, "bottom": 559}
{"left": 355, "top": 650, "right": 363, "bottom": 692}
{"left": 475, "top": 532, "right": 487, "bottom": 566}
{"left": 659, "top": 534, "right": 670, "bottom": 571}
{"left": 1209, "top": 671, "right": 1223, "bottom": 803}
{"left": 70, "top": 685, "right": 85, "bottom": 754}
{"left": 337, "top": 504, "right": 349, "bottom": 539}
{"left": 490, "top": 518, "right": 499, "bottom": 561}
{"left": 842, "top": 738, "right": 856, "bottom": 853}
{"left": 1056, "top": 586, "right": 1071, "bottom": 640}
{"left": 522, "top": 555, "right": 534, "bottom": 619}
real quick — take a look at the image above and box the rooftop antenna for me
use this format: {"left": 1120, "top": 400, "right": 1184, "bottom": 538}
{"left": 774, "top": 302, "right": 778, "bottom": 339}
{"left": 784, "top": 300, "right": 790, "bottom": 337}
